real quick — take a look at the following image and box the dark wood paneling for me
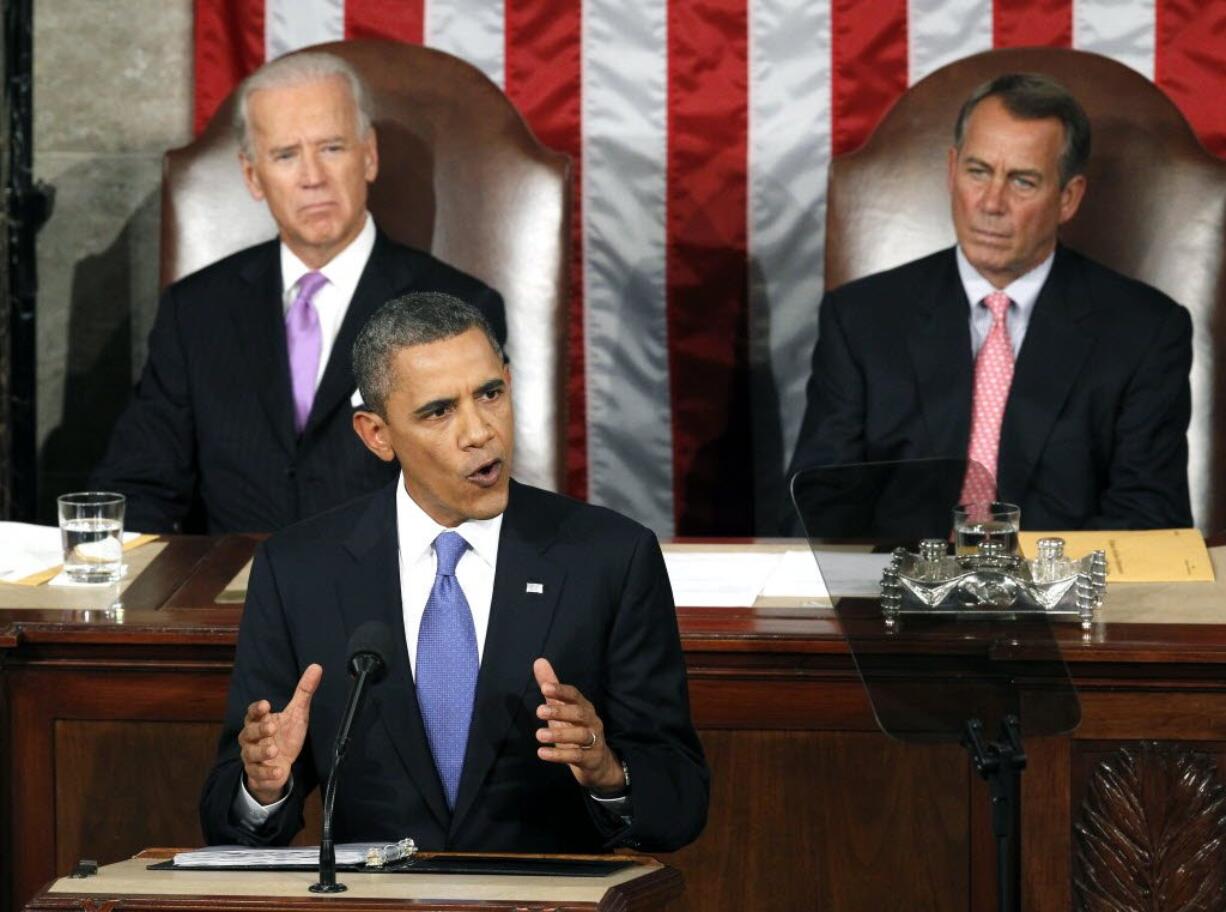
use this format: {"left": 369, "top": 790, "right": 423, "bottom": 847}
{"left": 659, "top": 731, "right": 969, "bottom": 912}
{"left": 53, "top": 721, "right": 220, "bottom": 874}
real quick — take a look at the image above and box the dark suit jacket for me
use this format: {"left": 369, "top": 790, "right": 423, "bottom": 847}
{"left": 199, "top": 480, "right": 709, "bottom": 853}
{"left": 91, "top": 231, "right": 505, "bottom": 534}
{"left": 786, "top": 245, "right": 1193, "bottom": 533}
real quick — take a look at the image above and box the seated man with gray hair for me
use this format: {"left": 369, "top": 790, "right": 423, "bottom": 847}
{"left": 93, "top": 51, "right": 504, "bottom": 534}
{"left": 201, "top": 291, "right": 708, "bottom": 853}
{"left": 787, "top": 72, "right": 1192, "bottom": 532}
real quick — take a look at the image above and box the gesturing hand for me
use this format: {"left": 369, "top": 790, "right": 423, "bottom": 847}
{"left": 239, "top": 663, "right": 323, "bottom": 805}
{"left": 533, "top": 658, "right": 625, "bottom": 794}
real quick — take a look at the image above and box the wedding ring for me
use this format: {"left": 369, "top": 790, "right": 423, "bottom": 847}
{"left": 580, "top": 729, "right": 598, "bottom": 750}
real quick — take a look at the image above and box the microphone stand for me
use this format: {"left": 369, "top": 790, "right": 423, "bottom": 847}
{"left": 310, "top": 652, "right": 383, "bottom": 894}
{"left": 963, "top": 715, "right": 1026, "bottom": 912}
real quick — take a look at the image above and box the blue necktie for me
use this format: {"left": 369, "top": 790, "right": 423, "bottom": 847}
{"left": 416, "top": 531, "right": 479, "bottom": 808}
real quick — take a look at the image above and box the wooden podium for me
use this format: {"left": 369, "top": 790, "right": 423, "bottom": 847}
{"left": 22, "top": 849, "right": 681, "bottom": 911}
{"left": 5, "top": 535, "right": 1226, "bottom": 911}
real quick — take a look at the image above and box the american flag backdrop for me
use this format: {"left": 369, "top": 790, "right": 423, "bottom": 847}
{"left": 193, "top": 0, "right": 1226, "bottom": 538}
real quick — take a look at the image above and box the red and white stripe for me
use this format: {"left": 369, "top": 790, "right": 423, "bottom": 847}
{"left": 194, "top": 0, "right": 1226, "bottom": 536}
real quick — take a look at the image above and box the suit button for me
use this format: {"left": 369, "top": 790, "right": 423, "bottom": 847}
{"left": 285, "top": 466, "right": 296, "bottom": 479}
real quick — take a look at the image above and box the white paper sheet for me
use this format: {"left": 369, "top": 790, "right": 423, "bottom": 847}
{"left": 172, "top": 844, "right": 390, "bottom": 869}
{"left": 759, "top": 549, "right": 827, "bottom": 598}
{"left": 663, "top": 552, "right": 783, "bottom": 607}
{"left": 0, "top": 522, "right": 142, "bottom": 584}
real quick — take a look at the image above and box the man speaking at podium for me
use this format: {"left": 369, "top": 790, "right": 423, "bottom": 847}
{"left": 200, "top": 292, "right": 708, "bottom": 853}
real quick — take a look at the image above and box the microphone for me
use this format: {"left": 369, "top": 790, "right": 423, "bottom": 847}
{"left": 310, "top": 621, "right": 393, "bottom": 894}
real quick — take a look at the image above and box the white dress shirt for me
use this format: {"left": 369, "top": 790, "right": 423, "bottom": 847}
{"left": 956, "top": 245, "right": 1054, "bottom": 359}
{"left": 395, "top": 471, "right": 501, "bottom": 674}
{"left": 280, "top": 212, "right": 377, "bottom": 389}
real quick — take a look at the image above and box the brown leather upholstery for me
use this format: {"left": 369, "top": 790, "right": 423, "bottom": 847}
{"left": 827, "top": 47, "right": 1226, "bottom": 534}
{"left": 161, "top": 40, "right": 570, "bottom": 491}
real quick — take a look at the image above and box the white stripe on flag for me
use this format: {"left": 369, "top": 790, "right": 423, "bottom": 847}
{"left": 748, "top": 0, "right": 831, "bottom": 529}
{"left": 909, "top": 0, "right": 992, "bottom": 85}
{"left": 265, "top": 0, "right": 344, "bottom": 60}
{"left": 424, "top": 0, "right": 506, "bottom": 90}
{"left": 582, "top": 0, "right": 674, "bottom": 536}
{"left": 1073, "top": 0, "right": 1156, "bottom": 79}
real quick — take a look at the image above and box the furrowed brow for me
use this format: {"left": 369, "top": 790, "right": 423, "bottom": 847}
{"left": 475, "top": 378, "right": 505, "bottom": 396}
{"left": 413, "top": 396, "right": 457, "bottom": 418}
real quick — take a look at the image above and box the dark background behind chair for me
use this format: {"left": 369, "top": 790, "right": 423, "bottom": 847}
{"left": 826, "top": 47, "right": 1226, "bottom": 535}
{"left": 161, "top": 39, "right": 570, "bottom": 492}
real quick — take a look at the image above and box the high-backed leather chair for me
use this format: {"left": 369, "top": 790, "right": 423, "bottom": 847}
{"left": 827, "top": 47, "right": 1226, "bottom": 534}
{"left": 161, "top": 40, "right": 569, "bottom": 491}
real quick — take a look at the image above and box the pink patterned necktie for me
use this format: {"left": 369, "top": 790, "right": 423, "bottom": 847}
{"left": 960, "top": 291, "right": 1015, "bottom": 504}
{"left": 285, "top": 271, "right": 328, "bottom": 434}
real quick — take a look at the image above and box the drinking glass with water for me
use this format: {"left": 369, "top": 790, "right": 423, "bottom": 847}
{"left": 953, "top": 501, "right": 1020, "bottom": 555}
{"left": 57, "top": 492, "right": 126, "bottom": 583}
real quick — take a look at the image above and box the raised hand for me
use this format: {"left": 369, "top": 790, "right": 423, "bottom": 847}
{"left": 238, "top": 663, "right": 323, "bottom": 804}
{"left": 533, "top": 658, "right": 625, "bottom": 794}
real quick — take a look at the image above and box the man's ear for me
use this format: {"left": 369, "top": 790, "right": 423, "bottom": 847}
{"left": 352, "top": 410, "right": 396, "bottom": 463}
{"left": 1058, "top": 173, "right": 1087, "bottom": 225}
{"left": 363, "top": 126, "right": 379, "bottom": 183}
{"left": 239, "top": 152, "right": 266, "bottom": 202}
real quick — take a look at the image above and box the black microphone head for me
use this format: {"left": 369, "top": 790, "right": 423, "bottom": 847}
{"left": 347, "top": 621, "right": 393, "bottom": 682}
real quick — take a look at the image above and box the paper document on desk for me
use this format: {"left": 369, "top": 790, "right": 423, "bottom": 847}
{"left": 172, "top": 842, "right": 408, "bottom": 869}
{"left": 661, "top": 548, "right": 889, "bottom": 605}
{"left": 1018, "top": 528, "right": 1214, "bottom": 582}
{"left": 0, "top": 522, "right": 154, "bottom": 586}
{"left": 663, "top": 552, "right": 783, "bottom": 606}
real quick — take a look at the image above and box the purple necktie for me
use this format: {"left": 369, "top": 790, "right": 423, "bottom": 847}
{"left": 285, "top": 271, "right": 328, "bottom": 434}
{"left": 417, "top": 531, "right": 479, "bottom": 808}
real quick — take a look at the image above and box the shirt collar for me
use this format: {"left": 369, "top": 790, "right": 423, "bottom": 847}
{"left": 280, "top": 211, "right": 376, "bottom": 302}
{"left": 394, "top": 472, "right": 504, "bottom": 571}
{"left": 955, "top": 244, "right": 1055, "bottom": 316}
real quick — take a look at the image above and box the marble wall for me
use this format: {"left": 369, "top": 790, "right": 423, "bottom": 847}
{"left": 33, "top": 0, "right": 194, "bottom": 519}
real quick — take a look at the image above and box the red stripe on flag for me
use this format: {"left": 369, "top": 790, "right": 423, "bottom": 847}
{"left": 194, "top": 0, "right": 265, "bottom": 135}
{"left": 994, "top": 0, "right": 1072, "bottom": 48}
{"left": 667, "top": 0, "right": 752, "bottom": 534}
{"left": 831, "top": 0, "right": 907, "bottom": 156}
{"left": 504, "top": 1, "right": 587, "bottom": 501}
{"left": 1156, "top": 0, "right": 1226, "bottom": 159}
{"left": 344, "top": 0, "right": 424, "bottom": 44}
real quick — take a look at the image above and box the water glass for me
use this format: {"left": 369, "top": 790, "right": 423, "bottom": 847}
{"left": 57, "top": 492, "right": 126, "bottom": 583}
{"left": 953, "top": 501, "right": 1020, "bottom": 556}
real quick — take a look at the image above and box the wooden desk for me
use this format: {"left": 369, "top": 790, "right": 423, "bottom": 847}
{"left": 4, "top": 536, "right": 1226, "bottom": 912}
{"left": 23, "top": 848, "right": 679, "bottom": 911}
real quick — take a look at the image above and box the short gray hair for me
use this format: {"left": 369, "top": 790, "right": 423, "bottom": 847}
{"left": 235, "top": 51, "right": 373, "bottom": 158}
{"left": 353, "top": 292, "right": 505, "bottom": 418}
{"left": 954, "top": 72, "right": 1091, "bottom": 187}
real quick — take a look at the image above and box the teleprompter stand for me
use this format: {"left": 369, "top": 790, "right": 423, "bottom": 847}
{"left": 792, "top": 460, "right": 1080, "bottom": 912}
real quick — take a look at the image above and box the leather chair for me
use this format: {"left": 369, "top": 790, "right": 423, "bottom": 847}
{"left": 160, "top": 40, "right": 570, "bottom": 491}
{"left": 827, "top": 47, "right": 1226, "bottom": 534}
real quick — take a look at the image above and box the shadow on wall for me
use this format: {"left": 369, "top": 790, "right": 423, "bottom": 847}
{"left": 37, "top": 187, "right": 159, "bottom": 522}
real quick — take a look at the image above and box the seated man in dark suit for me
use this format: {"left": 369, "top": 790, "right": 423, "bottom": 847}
{"left": 787, "top": 73, "right": 1193, "bottom": 532}
{"left": 91, "top": 52, "right": 504, "bottom": 533}
{"left": 200, "top": 292, "right": 708, "bottom": 852}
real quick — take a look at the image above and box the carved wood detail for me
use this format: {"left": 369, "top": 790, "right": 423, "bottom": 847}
{"left": 1074, "top": 742, "right": 1226, "bottom": 912}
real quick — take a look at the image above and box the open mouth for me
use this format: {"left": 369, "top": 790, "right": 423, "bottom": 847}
{"left": 466, "top": 459, "right": 503, "bottom": 488}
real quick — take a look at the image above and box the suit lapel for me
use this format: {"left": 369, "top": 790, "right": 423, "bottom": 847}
{"left": 306, "top": 232, "right": 415, "bottom": 434}
{"left": 338, "top": 482, "right": 451, "bottom": 830}
{"left": 906, "top": 250, "right": 975, "bottom": 457}
{"left": 230, "top": 243, "right": 296, "bottom": 455}
{"left": 998, "top": 247, "right": 1095, "bottom": 501}
{"left": 449, "top": 483, "right": 566, "bottom": 834}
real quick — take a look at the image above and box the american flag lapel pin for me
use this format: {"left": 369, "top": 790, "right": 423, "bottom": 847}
{"left": 525, "top": 582, "right": 544, "bottom": 595}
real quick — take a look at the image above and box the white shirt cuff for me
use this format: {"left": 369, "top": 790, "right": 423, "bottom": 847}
{"left": 233, "top": 775, "right": 293, "bottom": 828}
